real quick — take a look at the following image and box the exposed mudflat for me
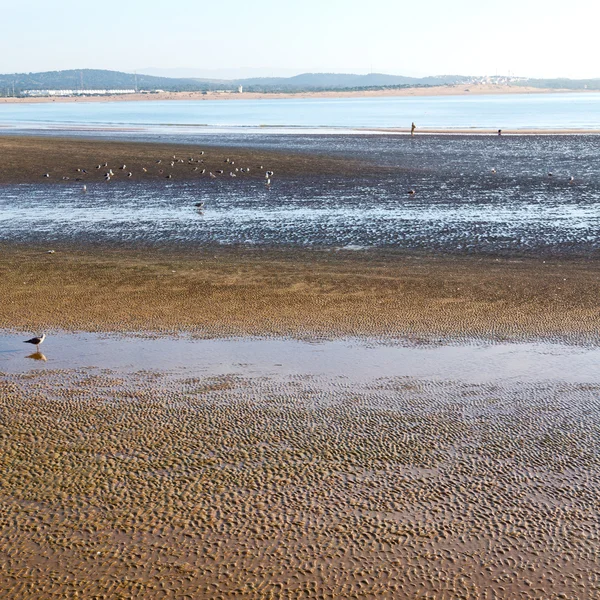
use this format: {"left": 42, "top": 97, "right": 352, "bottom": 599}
{"left": 1, "top": 133, "right": 600, "bottom": 598}
{"left": 1, "top": 362, "right": 598, "bottom": 599}
{"left": 2, "top": 134, "right": 600, "bottom": 257}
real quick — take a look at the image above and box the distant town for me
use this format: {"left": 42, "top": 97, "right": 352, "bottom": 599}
{"left": 20, "top": 86, "right": 245, "bottom": 98}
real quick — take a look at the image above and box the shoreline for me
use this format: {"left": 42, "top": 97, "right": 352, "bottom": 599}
{"left": 0, "top": 84, "right": 588, "bottom": 104}
{"left": 3, "top": 125, "right": 600, "bottom": 137}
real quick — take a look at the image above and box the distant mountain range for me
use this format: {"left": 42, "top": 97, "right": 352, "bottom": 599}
{"left": 0, "top": 69, "right": 599, "bottom": 95}
{"left": 234, "top": 73, "right": 473, "bottom": 89}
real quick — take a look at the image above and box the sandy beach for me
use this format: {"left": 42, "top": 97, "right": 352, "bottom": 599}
{"left": 2, "top": 360, "right": 598, "bottom": 599}
{"left": 0, "top": 83, "right": 581, "bottom": 105}
{"left": 1, "top": 133, "right": 599, "bottom": 598}
{"left": 1, "top": 245, "right": 599, "bottom": 343}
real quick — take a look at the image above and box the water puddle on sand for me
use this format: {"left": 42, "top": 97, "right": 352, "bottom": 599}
{"left": 1, "top": 332, "right": 599, "bottom": 383}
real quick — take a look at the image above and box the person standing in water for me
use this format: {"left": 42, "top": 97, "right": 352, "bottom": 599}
{"left": 411, "top": 122, "right": 416, "bottom": 136}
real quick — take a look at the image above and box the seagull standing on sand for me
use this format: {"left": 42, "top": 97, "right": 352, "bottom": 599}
{"left": 24, "top": 334, "right": 46, "bottom": 351}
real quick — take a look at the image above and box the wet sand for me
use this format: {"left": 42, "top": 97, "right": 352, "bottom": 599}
{"left": 1, "top": 365, "right": 598, "bottom": 599}
{"left": 1, "top": 246, "right": 600, "bottom": 343}
{"left": 2, "top": 132, "right": 600, "bottom": 597}
{"left": 0, "top": 136, "right": 364, "bottom": 185}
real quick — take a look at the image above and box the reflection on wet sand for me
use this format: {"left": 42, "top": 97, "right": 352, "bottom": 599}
{"left": 25, "top": 351, "right": 46, "bottom": 361}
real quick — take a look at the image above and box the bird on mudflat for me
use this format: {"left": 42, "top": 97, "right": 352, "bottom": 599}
{"left": 24, "top": 334, "right": 46, "bottom": 350}
{"left": 408, "top": 189, "right": 416, "bottom": 195}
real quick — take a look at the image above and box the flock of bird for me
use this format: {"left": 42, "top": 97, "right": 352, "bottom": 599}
{"left": 41, "top": 150, "right": 578, "bottom": 200}
{"left": 42, "top": 152, "right": 275, "bottom": 189}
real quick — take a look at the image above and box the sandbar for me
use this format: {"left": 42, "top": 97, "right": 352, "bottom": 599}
{"left": 0, "top": 83, "right": 586, "bottom": 105}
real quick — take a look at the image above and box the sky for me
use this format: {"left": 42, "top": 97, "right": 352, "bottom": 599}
{"left": 2, "top": 0, "right": 598, "bottom": 79}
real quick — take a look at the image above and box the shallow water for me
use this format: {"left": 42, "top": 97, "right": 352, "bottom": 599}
{"left": 2, "top": 93, "right": 600, "bottom": 130}
{"left": 2, "top": 134, "right": 600, "bottom": 255}
{"left": 2, "top": 332, "right": 599, "bottom": 383}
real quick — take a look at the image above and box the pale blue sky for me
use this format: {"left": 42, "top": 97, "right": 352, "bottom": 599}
{"left": 2, "top": 0, "right": 597, "bottom": 78}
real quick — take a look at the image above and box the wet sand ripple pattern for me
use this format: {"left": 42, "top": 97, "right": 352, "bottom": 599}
{"left": 0, "top": 369, "right": 599, "bottom": 598}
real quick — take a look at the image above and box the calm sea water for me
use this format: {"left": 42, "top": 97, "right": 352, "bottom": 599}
{"left": 1, "top": 93, "right": 600, "bottom": 131}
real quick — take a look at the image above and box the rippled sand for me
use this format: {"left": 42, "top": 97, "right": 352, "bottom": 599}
{"left": 2, "top": 133, "right": 600, "bottom": 598}
{"left": 2, "top": 247, "right": 600, "bottom": 344}
{"left": 0, "top": 368, "right": 598, "bottom": 598}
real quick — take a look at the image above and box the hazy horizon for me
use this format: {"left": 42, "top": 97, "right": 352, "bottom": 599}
{"left": 3, "top": 0, "right": 598, "bottom": 79}
{"left": 2, "top": 67, "right": 599, "bottom": 82}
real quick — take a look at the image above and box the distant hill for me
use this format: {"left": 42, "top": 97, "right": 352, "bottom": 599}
{"left": 0, "top": 68, "right": 598, "bottom": 96}
{"left": 0, "top": 69, "right": 225, "bottom": 94}
{"left": 235, "top": 73, "right": 472, "bottom": 90}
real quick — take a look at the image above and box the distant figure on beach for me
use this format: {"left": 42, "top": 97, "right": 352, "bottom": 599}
{"left": 498, "top": 129, "right": 502, "bottom": 136}
{"left": 411, "top": 122, "right": 416, "bottom": 136}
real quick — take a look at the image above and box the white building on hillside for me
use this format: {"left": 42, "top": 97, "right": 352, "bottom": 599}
{"left": 22, "top": 89, "right": 137, "bottom": 97}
